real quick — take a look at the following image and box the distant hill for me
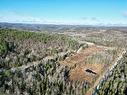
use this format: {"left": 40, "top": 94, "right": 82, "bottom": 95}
{"left": 0, "top": 22, "right": 127, "bottom": 32}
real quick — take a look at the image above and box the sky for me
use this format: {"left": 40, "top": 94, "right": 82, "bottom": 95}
{"left": 0, "top": 0, "right": 127, "bottom": 25}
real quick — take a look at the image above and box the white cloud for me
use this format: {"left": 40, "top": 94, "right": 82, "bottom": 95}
{"left": 0, "top": 11, "right": 45, "bottom": 23}
{"left": 79, "top": 17, "right": 103, "bottom": 25}
{"left": 123, "top": 11, "right": 127, "bottom": 17}
{"left": 0, "top": 11, "right": 104, "bottom": 25}
{"left": 0, "top": 11, "right": 127, "bottom": 26}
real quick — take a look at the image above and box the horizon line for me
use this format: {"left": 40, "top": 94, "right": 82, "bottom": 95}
{"left": 0, "top": 21, "right": 127, "bottom": 27}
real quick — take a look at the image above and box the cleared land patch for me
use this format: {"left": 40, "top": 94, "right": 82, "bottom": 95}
{"left": 60, "top": 46, "right": 104, "bottom": 66}
{"left": 69, "top": 63, "right": 104, "bottom": 84}
{"left": 60, "top": 45, "right": 124, "bottom": 87}
{"left": 60, "top": 46, "right": 106, "bottom": 84}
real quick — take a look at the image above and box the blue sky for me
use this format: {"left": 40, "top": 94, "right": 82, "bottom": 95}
{"left": 0, "top": 0, "right": 127, "bottom": 25}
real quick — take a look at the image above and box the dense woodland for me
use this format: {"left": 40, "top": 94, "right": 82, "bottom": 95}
{"left": 94, "top": 52, "right": 127, "bottom": 95}
{"left": 0, "top": 27, "right": 127, "bottom": 95}
{"left": 0, "top": 29, "right": 90, "bottom": 95}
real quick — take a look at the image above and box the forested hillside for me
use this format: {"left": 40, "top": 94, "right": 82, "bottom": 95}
{"left": 0, "top": 27, "right": 127, "bottom": 95}
{"left": 0, "top": 29, "right": 91, "bottom": 95}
